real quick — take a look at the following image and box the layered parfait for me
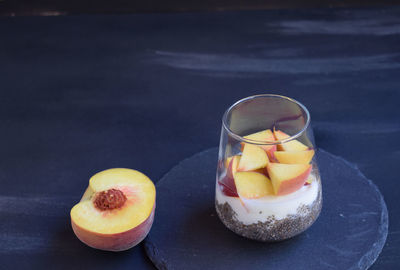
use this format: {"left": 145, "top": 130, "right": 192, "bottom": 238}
{"left": 216, "top": 129, "right": 322, "bottom": 241}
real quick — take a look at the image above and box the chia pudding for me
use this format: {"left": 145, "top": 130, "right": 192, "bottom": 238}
{"left": 216, "top": 95, "right": 322, "bottom": 242}
{"left": 215, "top": 166, "right": 322, "bottom": 242}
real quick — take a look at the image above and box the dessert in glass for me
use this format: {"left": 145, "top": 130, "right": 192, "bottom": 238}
{"left": 215, "top": 94, "right": 322, "bottom": 241}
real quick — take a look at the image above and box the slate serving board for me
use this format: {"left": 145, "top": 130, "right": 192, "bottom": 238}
{"left": 145, "top": 148, "right": 388, "bottom": 270}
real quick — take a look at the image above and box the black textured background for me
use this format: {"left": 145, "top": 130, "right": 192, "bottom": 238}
{"left": 0, "top": 6, "right": 399, "bottom": 269}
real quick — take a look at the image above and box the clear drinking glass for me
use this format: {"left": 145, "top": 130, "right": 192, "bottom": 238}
{"left": 215, "top": 94, "right": 322, "bottom": 241}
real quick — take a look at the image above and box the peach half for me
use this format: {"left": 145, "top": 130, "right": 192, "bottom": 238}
{"left": 70, "top": 168, "right": 156, "bottom": 252}
{"left": 267, "top": 163, "right": 312, "bottom": 195}
{"left": 273, "top": 129, "right": 309, "bottom": 151}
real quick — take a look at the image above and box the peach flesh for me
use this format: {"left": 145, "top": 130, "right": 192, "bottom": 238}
{"left": 237, "top": 144, "right": 269, "bottom": 172}
{"left": 241, "top": 143, "right": 277, "bottom": 161}
{"left": 234, "top": 172, "right": 274, "bottom": 199}
{"left": 273, "top": 129, "right": 309, "bottom": 152}
{"left": 226, "top": 155, "right": 240, "bottom": 179}
{"left": 274, "top": 150, "right": 315, "bottom": 164}
{"left": 272, "top": 166, "right": 312, "bottom": 195}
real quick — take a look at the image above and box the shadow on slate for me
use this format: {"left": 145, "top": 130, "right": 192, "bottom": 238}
{"left": 145, "top": 148, "right": 388, "bottom": 270}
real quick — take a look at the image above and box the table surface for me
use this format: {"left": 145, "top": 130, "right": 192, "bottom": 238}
{"left": 0, "top": 6, "right": 399, "bottom": 269}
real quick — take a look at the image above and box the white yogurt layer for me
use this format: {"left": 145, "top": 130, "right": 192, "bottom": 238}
{"left": 216, "top": 172, "right": 320, "bottom": 225}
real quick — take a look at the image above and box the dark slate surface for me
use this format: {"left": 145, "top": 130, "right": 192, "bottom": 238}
{"left": 145, "top": 148, "right": 388, "bottom": 270}
{"left": 0, "top": 6, "right": 399, "bottom": 270}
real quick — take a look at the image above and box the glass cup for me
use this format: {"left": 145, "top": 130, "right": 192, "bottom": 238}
{"left": 215, "top": 94, "right": 322, "bottom": 241}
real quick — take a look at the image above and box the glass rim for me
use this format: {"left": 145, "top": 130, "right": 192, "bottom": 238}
{"left": 222, "top": 94, "right": 311, "bottom": 145}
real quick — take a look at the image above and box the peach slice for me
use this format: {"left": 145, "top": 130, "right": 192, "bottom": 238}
{"left": 219, "top": 155, "right": 241, "bottom": 197}
{"left": 234, "top": 172, "right": 274, "bottom": 199}
{"left": 273, "top": 129, "right": 309, "bottom": 151}
{"left": 70, "top": 168, "right": 156, "bottom": 251}
{"left": 267, "top": 163, "right": 312, "bottom": 195}
{"left": 226, "top": 155, "right": 241, "bottom": 179}
{"left": 243, "top": 129, "right": 277, "bottom": 161}
{"left": 218, "top": 175, "right": 238, "bottom": 197}
{"left": 224, "top": 156, "right": 233, "bottom": 168}
{"left": 237, "top": 144, "right": 269, "bottom": 172}
{"left": 274, "top": 150, "right": 315, "bottom": 164}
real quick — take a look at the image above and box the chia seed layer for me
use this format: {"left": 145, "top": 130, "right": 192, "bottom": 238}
{"left": 215, "top": 188, "right": 322, "bottom": 242}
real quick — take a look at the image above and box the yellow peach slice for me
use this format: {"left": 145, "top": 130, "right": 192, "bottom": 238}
{"left": 234, "top": 172, "right": 274, "bottom": 199}
{"left": 70, "top": 168, "right": 156, "bottom": 251}
{"left": 267, "top": 163, "right": 312, "bottom": 195}
{"left": 226, "top": 155, "right": 241, "bottom": 179}
{"left": 243, "top": 129, "right": 277, "bottom": 161}
{"left": 274, "top": 150, "right": 315, "bottom": 164}
{"left": 237, "top": 144, "right": 269, "bottom": 171}
{"left": 225, "top": 156, "right": 233, "bottom": 168}
{"left": 273, "top": 129, "right": 309, "bottom": 151}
